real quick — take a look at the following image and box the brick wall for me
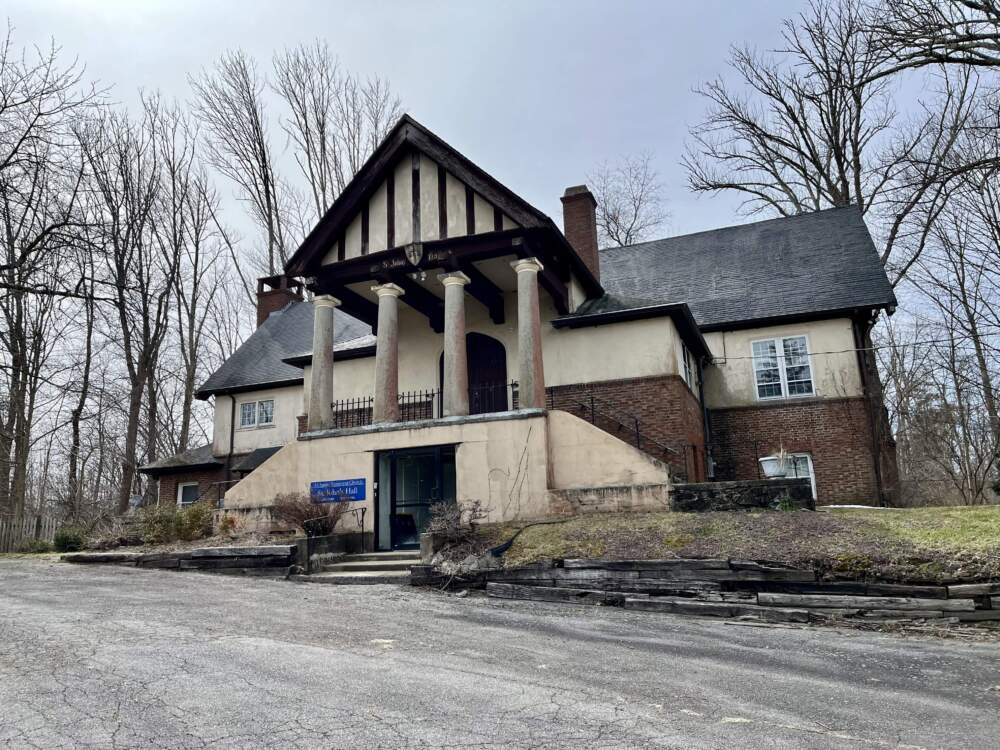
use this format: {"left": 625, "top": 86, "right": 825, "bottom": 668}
{"left": 155, "top": 466, "right": 232, "bottom": 508}
{"left": 708, "top": 397, "right": 880, "bottom": 505}
{"left": 546, "top": 375, "right": 706, "bottom": 481}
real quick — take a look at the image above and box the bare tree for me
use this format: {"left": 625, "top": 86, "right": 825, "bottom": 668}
{"left": 684, "top": 0, "right": 977, "bottom": 283}
{"left": 190, "top": 50, "right": 288, "bottom": 275}
{"left": 587, "top": 152, "right": 668, "bottom": 247}
{"left": 273, "top": 40, "right": 401, "bottom": 221}
{"left": 81, "top": 107, "right": 178, "bottom": 514}
{"left": 867, "top": 0, "right": 1000, "bottom": 74}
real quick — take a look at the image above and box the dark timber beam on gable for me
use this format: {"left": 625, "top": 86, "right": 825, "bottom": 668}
{"left": 454, "top": 260, "right": 505, "bottom": 324}
{"left": 328, "top": 285, "right": 380, "bottom": 333}
{"left": 386, "top": 272, "right": 445, "bottom": 332}
{"left": 516, "top": 242, "right": 569, "bottom": 315}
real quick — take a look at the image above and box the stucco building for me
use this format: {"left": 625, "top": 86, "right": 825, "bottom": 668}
{"left": 141, "top": 115, "right": 897, "bottom": 548}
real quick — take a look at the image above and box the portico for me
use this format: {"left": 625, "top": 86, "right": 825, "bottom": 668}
{"left": 305, "top": 246, "right": 553, "bottom": 431}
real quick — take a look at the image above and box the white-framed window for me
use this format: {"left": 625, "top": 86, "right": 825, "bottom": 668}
{"left": 751, "top": 335, "right": 814, "bottom": 400}
{"left": 239, "top": 399, "right": 275, "bottom": 429}
{"left": 760, "top": 452, "right": 816, "bottom": 499}
{"left": 177, "top": 481, "right": 200, "bottom": 506}
{"left": 681, "top": 343, "right": 696, "bottom": 391}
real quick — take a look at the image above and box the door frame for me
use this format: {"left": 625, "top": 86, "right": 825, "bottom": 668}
{"left": 373, "top": 444, "right": 457, "bottom": 551}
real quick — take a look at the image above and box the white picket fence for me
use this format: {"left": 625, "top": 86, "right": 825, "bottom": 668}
{"left": 0, "top": 514, "right": 60, "bottom": 552}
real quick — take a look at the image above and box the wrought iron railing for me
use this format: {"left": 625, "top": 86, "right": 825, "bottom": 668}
{"left": 330, "top": 381, "right": 519, "bottom": 428}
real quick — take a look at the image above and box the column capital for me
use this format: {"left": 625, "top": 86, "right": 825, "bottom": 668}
{"left": 438, "top": 271, "right": 471, "bottom": 288}
{"left": 313, "top": 294, "right": 342, "bottom": 308}
{"left": 511, "top": 257, "right": 544, "bottom": 274}
{"left": 371, "top": 282, "right": 405, "bottom": 298}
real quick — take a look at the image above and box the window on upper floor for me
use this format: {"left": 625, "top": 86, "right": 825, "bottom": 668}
{"left": 681, "top": 343, "right": 696, "bottom": 391}
{"left": 239, "top": 399, "right": 275, "bottom": 429}
{"left": 751, "top": 335, "right": 814, "bottom": 400}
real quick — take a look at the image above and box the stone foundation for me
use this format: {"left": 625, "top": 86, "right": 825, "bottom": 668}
{"left": 671, "top": 478, "right": 814, "bottom": 512}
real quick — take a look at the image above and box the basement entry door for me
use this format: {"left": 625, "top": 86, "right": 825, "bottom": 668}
{"left": 375, "top": 445, "right": 456, "bottom": 550}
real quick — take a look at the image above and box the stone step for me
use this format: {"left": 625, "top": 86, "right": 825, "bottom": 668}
{"left": 344, "top": 551, "right": 422, "bottom": 563}
{"left": 321, "top": 559, "right": 416, "bottom": 573}
{"left": 292, "top": 570, "right": 411, "bottom": 585}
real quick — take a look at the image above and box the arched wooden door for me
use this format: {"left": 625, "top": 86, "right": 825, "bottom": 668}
{"left": 439, "top": 333, "right": 508, "bottom": 414}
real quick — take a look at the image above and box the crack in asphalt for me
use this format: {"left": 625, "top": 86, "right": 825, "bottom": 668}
{"left": 0, "top": 559, "right": 996, "bottom": 748}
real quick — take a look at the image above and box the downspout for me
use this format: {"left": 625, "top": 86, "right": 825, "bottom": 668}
{"left": 697, "top": 356, "right": 713, "bottom": 481}
{"left": 851, "top": 314, "right": 886, "bottom": 507}
{"left": 224, "top": 394, "right": 237, "bottom": 504}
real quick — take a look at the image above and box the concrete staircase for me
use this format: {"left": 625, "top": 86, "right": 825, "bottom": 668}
{"left": 304, "top": 550, "right": 421, "bottom": 584}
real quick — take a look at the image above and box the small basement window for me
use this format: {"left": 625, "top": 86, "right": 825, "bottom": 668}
{"left": 176, "top": 481, "right": 200, "bottom": 506}
{"left": 759, "top": 452, "right": 816, "bottom": 498}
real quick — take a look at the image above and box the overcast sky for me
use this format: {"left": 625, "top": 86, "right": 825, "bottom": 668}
{"left": 7, "top": 0, "right": 811, "bottom": 239}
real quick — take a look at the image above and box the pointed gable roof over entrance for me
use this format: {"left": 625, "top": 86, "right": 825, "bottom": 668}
{"left": 285, "top": 114, "right": 592, "bottom": 285}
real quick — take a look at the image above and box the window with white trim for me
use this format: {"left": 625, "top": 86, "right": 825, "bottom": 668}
{"left": 681, "top": 343, "right": 696, "bottom": 391}
{"left": 239, "top": 399, "right": 275, "bottom": 428}
{"left": 177, "top": 481, "right": 200, "bottom": 506}
{"left": 760, "top": 452, "right": 816, "bottom": 499}
{"left": 751, "top": 336, "right": 813, "bottom": 399}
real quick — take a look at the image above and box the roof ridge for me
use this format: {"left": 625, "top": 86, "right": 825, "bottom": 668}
{"left": 599, "top": 204, "right": 862, "bottom": 254}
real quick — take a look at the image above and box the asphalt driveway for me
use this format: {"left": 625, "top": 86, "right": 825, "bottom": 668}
{"left": 0, "top": 558, "right": 997, "bottom": 749}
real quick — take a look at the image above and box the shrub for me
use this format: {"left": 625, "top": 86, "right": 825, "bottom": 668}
{"left": 53, "top": 526, "right": 86, "bottom": 552}
{"left": 138, "top": 501, "right": 214, "bottom": 544}
{"left": 426, "top": 500, "right": 489, "bottom": 547}
{"left": 177, "top": 502, "right": 214, "bottom": 541}
{"left": 217, "top": 513, "right": 240, "bottom": 536}
{"left": 18, "top": 538, "right": 53, "bottom": 553}
{"left": 271, "top": 492, "right": 352, "bottom": 537}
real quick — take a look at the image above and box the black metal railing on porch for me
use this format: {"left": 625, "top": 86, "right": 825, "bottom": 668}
{"left": 330, "top": 381, "right": 520, "bottom": 429}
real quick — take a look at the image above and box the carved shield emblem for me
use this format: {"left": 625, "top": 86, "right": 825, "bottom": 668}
{"left": 405, "top": 242, "right": 424, "bottom": 267}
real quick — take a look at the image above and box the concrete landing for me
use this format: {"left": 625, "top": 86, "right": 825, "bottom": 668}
{"left": 298, "top": 550, "right": 421, "bottom": 585}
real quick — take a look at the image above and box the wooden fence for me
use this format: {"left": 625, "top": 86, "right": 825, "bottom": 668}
{"left": 0, "top": 514, "right": 60, "bottom": 553}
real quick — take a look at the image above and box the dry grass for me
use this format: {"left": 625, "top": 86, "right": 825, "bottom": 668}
{"left": 490, "top": 506, "right": 1000, "bottom": 582}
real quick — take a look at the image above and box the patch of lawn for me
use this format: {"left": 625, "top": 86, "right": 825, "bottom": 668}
{"left": 831, "top": 506, "right": 1000, "bottom": 551}
{"left": 483, "top": 506, "right": 1000, "bottom": 582}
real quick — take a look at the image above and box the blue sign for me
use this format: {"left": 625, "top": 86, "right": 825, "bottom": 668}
{"left": 311, "top": 478, "right": 366, "bottom": 502}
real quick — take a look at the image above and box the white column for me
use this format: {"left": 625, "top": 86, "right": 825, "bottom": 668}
{"left": 307, "top": 294, "right": 341, "bottom": 431}
{"left": 511, "top": 258, "right": 546, "bottom": 409}
{"left": 438, "top": 271, "right": 470, "bottom": 417}
{"left": 371, "top": 283, "right": 405, "bottom": 423}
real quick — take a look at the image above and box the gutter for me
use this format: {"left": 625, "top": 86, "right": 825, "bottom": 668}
{"left": 551, "top": 302, "right": 712, "bottom": 360}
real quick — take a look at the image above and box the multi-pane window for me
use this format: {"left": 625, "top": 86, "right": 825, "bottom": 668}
{"left": 239, "top": 399, "right": 275, "bottom": 428}
{"left": 752, "top": 336, "right": 813, "bottom": 399}
{"left": 681, "top": 344, "right": 696, "bottom": 391}
{"left": 760, "top": 452, "right": 817, "bottom": 499}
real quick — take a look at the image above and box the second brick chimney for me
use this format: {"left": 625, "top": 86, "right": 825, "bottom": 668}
{"left": 561, "top": 185, "right": 600, "bottom": 282}
{"left": 256, "top": 275, "right": 304, "bottom": 328}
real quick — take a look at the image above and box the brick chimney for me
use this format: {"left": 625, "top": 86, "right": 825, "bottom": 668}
{"left": 256, "top": 275, "right": 304, "bottom": 327}
{"left": 561, "top": 185, "right": 600, "bottom": 281}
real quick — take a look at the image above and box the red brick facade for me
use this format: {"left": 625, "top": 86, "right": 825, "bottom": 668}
{"left": 155, "top": 465, "right": 233, "bottom": 507}
{"left": 546, "top": 375, "right": 706, "bottom": 481}
{"left": 708, "top": 397, "right": 880, "bottom": 505}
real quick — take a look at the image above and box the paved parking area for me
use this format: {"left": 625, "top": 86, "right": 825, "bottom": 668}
{"left": 1, "top": 558, "right": 997, "bottom": 749}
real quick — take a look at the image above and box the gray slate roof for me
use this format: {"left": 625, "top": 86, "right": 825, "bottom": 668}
{"left": 584, "top": 205, "right": 895, "bottom": 329}
{"left": 139, "top": 443, "right": 221, "bottom": 474}
{"left": 197, "top": 207, "right": 894, "bottom": 398}
{"left": 196, "top": 301, "right": 370, "bottom": 398}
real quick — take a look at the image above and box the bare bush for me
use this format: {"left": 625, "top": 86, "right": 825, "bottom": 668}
{"left": 426, "top": 500, "right": 489, "bottom": 547}
{"left": 270, "top": 491, "right": 352, "bottom": 537}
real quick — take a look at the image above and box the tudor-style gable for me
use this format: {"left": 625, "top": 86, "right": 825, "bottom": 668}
{"left": 284, "top": 115, "right": 603, "bottom": 334}
{"left": 319, "top": 151, "right": 521, "bottom": 264}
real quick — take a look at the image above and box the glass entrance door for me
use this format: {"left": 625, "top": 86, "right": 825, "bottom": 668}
{"left": 375, "top": 446, "right": 456, "bottom": 550}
